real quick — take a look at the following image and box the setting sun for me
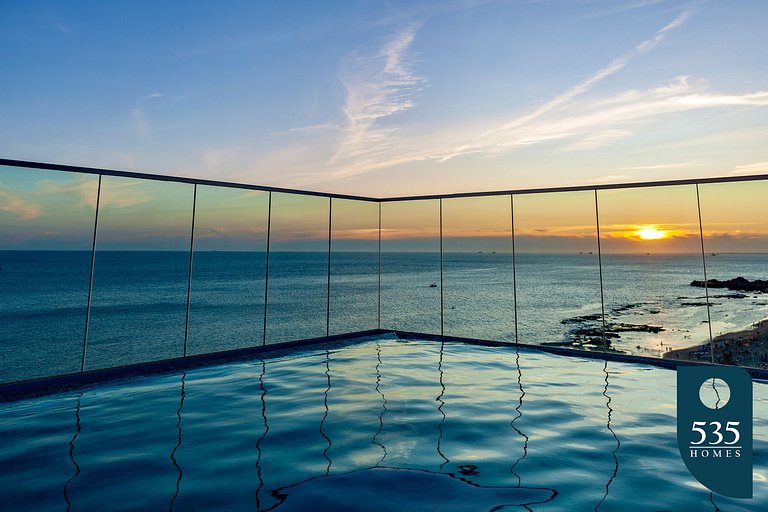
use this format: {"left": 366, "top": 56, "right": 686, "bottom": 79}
{"left": 635, "top": 226, "right": 667, "bottom": 240}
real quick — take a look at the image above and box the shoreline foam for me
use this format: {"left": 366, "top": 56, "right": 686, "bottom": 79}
{"left": 664, "top": 318, "right": 768, "bottom": 367}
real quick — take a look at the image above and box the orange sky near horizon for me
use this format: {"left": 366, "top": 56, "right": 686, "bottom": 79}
{"left": 3, "top": 165, "right": 768, "bottom": 252}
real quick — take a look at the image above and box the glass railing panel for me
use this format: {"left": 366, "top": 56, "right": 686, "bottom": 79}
{"left": 514, "top": 191, "right": 602, "bottom": 350}
{"left": 265, "top": 192, "right": 330, "bottom": 344}
{"left": 86, "top": 177, "right": 194, "bottom": 370}
{"left": 598, "top": 185, "right": 706, "bottom": 359}
{"left": 329, "top": 199, "right": 378, "bottom": 336}
{"left": 380, "top": 200, "right": 441, "bottom": 334}
{"left": 0, "top": 166, "right": 98, "bottom": 382}
{"left": 698, "top": 180, "right": 768, "bottom": 368}
{"left": 187, "top": 186, "right": 269, "bottom": 354}
{"left": 441, "top": 195, "right": 514, "bottom": 341}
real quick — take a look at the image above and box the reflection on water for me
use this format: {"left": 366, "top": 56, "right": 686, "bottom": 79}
{"left": 710, "top": 491, "right": 720, "bottom": 511}
{"left": 2, "top": 338, "right": 766, "bottom": 511}
{"left": 319, "top": 350, "right": 332, "bottom": 476}
{"left": 596, "top": 361, "right": 620, "bottom": 511}
{"left": 509, "top": 345, "right": 529, "bottom": 487}
{"left": 372, "top": 342, "right": 388, "bottom": 467}
{"left": 169, "top": 374, "right": 185, "bottom": 511}
{"left": 256, "top": 360, "right": 269, "bottom": 511}
{"left": 63, "top": 393, "right": 82, "bottom": 512}
{"left": 436, "top": 341, "right": 449, "bottom": 472}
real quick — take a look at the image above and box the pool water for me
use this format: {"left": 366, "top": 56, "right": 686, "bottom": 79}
{"left": 1, "top": 336, "right": 766, "bottom": 511}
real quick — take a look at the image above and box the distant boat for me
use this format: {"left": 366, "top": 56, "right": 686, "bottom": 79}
{"left": 429, "top": 283, "right": 438, "bottom": 288}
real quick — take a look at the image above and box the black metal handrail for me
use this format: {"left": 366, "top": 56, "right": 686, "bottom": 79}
{"left": 4, "top": 157, "right": 768, "bottom": 201}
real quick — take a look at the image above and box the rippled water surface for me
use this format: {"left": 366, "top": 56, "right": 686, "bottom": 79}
{"left": 1, "top": 337, "right": 766, "bottom": 511}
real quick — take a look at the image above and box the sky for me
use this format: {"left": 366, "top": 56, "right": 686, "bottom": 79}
{"left": 1, "top": 0, "right": 767, "bottom": 197}
{"left": 3, "top": 163, "right": 768, "bottom": 251}
{"left": 2, "top": 1, "right": 768, "bottom": 251}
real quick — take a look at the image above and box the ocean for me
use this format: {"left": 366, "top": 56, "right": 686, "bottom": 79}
{"left": 2, "top": 250, "right": 768, "bottom": 383}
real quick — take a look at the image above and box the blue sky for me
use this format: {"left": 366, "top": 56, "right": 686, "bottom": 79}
{"left": 1, "top": 0, "right": 767, "bottom": 196}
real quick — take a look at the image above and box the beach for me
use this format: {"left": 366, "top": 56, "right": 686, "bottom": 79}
{"left": 664, "top": 318, "right": 768, "bottom": 367}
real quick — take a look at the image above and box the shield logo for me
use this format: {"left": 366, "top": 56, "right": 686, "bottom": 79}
{"left": 677, "top": 365, "right": 752, "bottom": 498}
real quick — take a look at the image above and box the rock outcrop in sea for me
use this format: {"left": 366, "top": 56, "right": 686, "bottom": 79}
{"left": 554, "top": 309, "right": 665, "bottom": 352}
{"left": 690, "top": 277, "right": 768, "bottom": 293}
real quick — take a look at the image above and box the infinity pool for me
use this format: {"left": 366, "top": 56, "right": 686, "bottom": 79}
{"left": 1, "top": 336, "right": 766, "bottom": 511}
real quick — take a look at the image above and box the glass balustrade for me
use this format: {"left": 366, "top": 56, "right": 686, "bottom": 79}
{"left": 86, "top": 176, "right": 194, "bottom": 370}
{"left": 0, "top": 166, "right": 98, "bottom": 381}
{"left": 380, "top": 200, "right": 441, "bottom": 335}
{"left": 2, "top": 160, "right": 767, "bottom": 386}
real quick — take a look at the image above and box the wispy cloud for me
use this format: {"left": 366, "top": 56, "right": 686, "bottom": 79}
{"left": 276, "top": 123, "right": 339, "bottom": 136}
{"left": 236, "top": 2, "right": 767, "bottom": 193}
{"left": 197, "top": 225, "right": 267, "bottom": 239}
{"left": 290, "top": 5, "right": 701, "bottom": 180}
{"left": 621, "top": 160, "right": 707, "bottom": 171}
{"left": 131, "top": 92, "right": 164, "bottom": 137}
{"left": 99, "top": 180, "right": 153, "bottom": 209}
{"left": 442, "top": 5, "right": 695, "bottom": 160}
{"left": 330, "top": 25, "right": 425, "bottom": 176}
{"left": 571, "top": 175, "right": 635, "bottom": 186}
{"left": 563, "top": 129, "right": 634, "bottom": 151}
{"left": 731, "top": 161, "right": 768, "bottom": 175}
{"left": 0, "top": 190, "right": 42, "bottom": 220}
{"left": 0, "top": 175, "right": 101, "bottom": 221}
{"left": 332, "top": 74, "right": 768, "bottom": 176}
{"left": 583, "top": 0, "right": 675, "bottom": 20}
{"left": 316, "top": 3, "right": 768, "bottom": 181}
{"left": 39, "top": 178, "right": 100, "bottom": 209}
{"left": 55, "top": 22, "right": 72, "bottom": 34}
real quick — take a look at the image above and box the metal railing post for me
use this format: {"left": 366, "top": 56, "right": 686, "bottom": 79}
{"left": 183, "top": 184, "right": 197, "bottom": 357}
{"left": 696, "top": 184, "right": 715, "bottom": 364}
{"left": 439, "top": 198, "right": 444, "bottom": 336}
{"left": 81, "top": 174, "right": 102, "bottom": 372}
{"left": 378, "top": 202, "right": 382, "bottom": 330}
{"left": 594, "top": 190, "right": 607, "bottom": 353}
{"left": 510, "top": 194, "right": 518, "bottom": 345}
{"left": 263, "top": 191, "right": 272, "bottom": 346}
{"left": 326, "top": 198, "right": 332, "bottom": 337}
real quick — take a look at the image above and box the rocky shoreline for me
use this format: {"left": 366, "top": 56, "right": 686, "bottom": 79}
{"left": 669, "top": 276, "right": 768, "bottom": 366}
{"left": 550, "top": 310, "right": 665, "bottom": 352}
{"left": 549, "top": 276, "right": 768, "bottom": 364}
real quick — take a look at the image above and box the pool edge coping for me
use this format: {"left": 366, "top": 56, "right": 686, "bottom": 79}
{"left": 2, "top": 329, "right": 766, "bottom": 403}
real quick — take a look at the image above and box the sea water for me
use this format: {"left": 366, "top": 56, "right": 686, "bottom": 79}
{"left": 2, "top": 251, "right": 768, "bottom": 382}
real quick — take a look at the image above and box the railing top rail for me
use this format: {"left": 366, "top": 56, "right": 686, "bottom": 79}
{"left": 379, "top": 173, "right": 768, "bottom": 201}
{"left": 0, "top": 158, "right": 377, "bottom": 202}
{"left": 4, "top": 157, "right": 768, "bottom": 202}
